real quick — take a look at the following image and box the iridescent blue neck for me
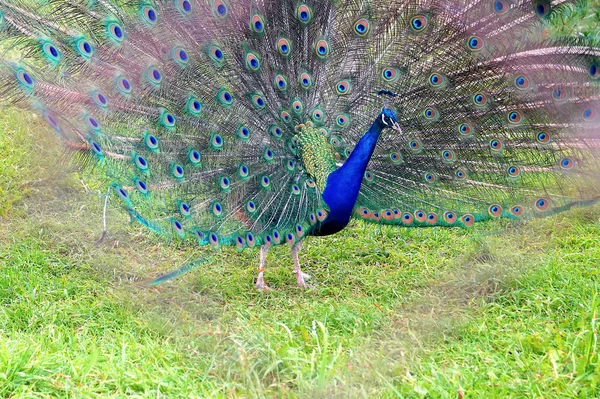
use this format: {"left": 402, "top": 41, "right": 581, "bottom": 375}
{"left": 316, "top": 118, "right": 386, "bottom": 236}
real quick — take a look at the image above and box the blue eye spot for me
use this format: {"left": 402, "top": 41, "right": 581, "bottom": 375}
{"left": 217, "top": 4, "right": 226, "bottom": 15}
{"left": 215, "top": 49, "right": 223, "bottom": 59}
{"left": 281, "top": 44, "right": 288, "bottom": 53}
{"left": 495, "top": 1, "right": 504, "bottom": 12}
{"left": 114, "top": 25, "right": 123, "bottom": 38}
{"left": 413, "top": 19, "right": 422, "bottom": 29}
{"left": 318, "top": 46, "right": 326, "bottom": 54}
{"left": 254, "top": 21, "right": 262, "bottom": 30}
{"left": 300, "top": 11, "right": 308, "bottom": 20}
{"left": 179, "top": 50, "right": 188, "bottom": 60}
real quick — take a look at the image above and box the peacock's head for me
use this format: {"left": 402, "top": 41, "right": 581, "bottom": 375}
{"left": 379, "top": 107, "right": 399, "bottom": 130}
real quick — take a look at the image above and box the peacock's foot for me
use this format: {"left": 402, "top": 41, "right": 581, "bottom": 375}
{"left": 295, "top": 271, "right": 312, "bottom": 289}
{"left": 255, "top": 267, "right": 270, "bottom": 290}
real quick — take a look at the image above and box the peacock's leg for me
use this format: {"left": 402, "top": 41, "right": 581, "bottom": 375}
{"left": 255, "top": 245, "right": 270, "bottom": 290}
{"left": 292, "top": 241, "right": 311, "bottom": 288}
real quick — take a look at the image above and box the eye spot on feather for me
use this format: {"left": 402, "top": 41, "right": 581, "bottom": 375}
{"left": 336, "top": 114, "right": 350, "bottom": 128}
{"left": 250, "top": 14, "right": 265, "bottom": 33}
{"left": 415, "top": 210, "right": 426, "bottom": 222}
{"left": 92, "top": 91, "right": 108, "bottom": 108}
{"left": 382, "top": 68, "right": 399, "bottom": 82}
{"left": 317, "top": 209, "right": 328, "bottom": 222}
{"left": 507, "top": 165, "right": 520, "bottom": 177}
{"left": 292, "top": 99, "right": 303, "bottom": 113}
{"left": 209, "top": 233, "right": 219, "bottom": 247}
{"left": 535, "top": 197, "right": 550, "bottom": 211}
{"left": 467, "top": 36, "right": 484, "bottom": 51}
{"left": 534, "top": 0, "right": 551, "bottom": 17}
{"left": 390, "top": 152, "right": 403, "bottom": 163}
{"left": 305, "top": 178, "right": 316, "bottom": 188}
{"left": 552, "top": 87, "right": 568, "bottom": 102}
{"left": 296, "top": 4, "right": 312, "bottom": 23}
{"left": 147, "top": 67, "right": 162, "bottom": 85}
{"left": 90, "top": 140, "right": 102, "bottom": 156}
{"left": 299, "top": 72, "right": 312, "bottom": 89}
{"left": 246, "top": 233, "right": 256, "bottom": 247}
{"left": 443, "top": 211, "right": 456, "bottom": 224}
{"left": 511, "top": 205, "right": 523, "bottom": 216}
{"left": 136, "top": 179, "right": 148, "bottom": 194}
{"left": 514, "top": 75, "right": 530, "bottom": 90}
{"left": 213, "top": 0, "right": 228, "bottom": 18}
{"left": 246, "top": 201, "right": 256, "bottom": 213}
{"left": 461, "top": 214, "right": 474, "bottom": 227}
{"left": 188, "top": 149, "right": 201, "bottom": 165}
{"left": 507, "top": 111, "right": 522, "bottom": 124}
{"left": 336, "top": 80, "right": 351, "bottom": 95}
{"left": 493, "top": 0, "right": 510, "bottom": 14}
{"left": 76, "top": 38, "right": 94, "bottom": 59}
{"left": 135, "top": 155, "right": 149, "bottom": 171}
{"left": 559, "top": 157, "right": 575, "bottom": 170}
{"left": 312, "top": 108, "right": 324, "bottom": 123}
{"left": 144, "top": 132, "right": 159, "bottom": 151}
{"left": 218, "top": 176, "right": 231, "bottom": 191}
{"left": 176, "top": 0, "right": 192, "bottom": 14}
{"left": 270, "top": 125, "right": 283, "bottom": 139}
{"left": 488, "top": 204, "right": 502, "bottom": 217}
{"left": 116, "top": 186, "right": 129, "bottom": 201}
{"left": 212, "top": 202, "right": 223, "bottom": 216}
{"left": 261, "top": 175, "right": 271, "bottom": 189}
{"left": 402, "top": 213, "right": 414, "bottom": 225}
{"left": 238, "top": 163, "right": 250, "bottom": 178}
{"left": 172, "top": 164, "right": 185, "bottom": 179}
{"left": 86, "top": 115, "right": 100, "bottom": 131}
{"left": 107, "top": 23, "right": 124, "bottom": 42}
{"left": 179, "top": 202, "right": 191, "bottom": 217}
{"left": 237, "top": 125, "right": 251, "bottom": 141}
{"left": 209, "top": 45, "right": 224, "bottom": 65}
{"left": 245, "top": 52, "right": 261, "bottom": 71}
{"left": 383, "top": 210, "right": 394, "bottom": 221}
{"left": 217, "top": 89, "right": 233, "bottom": 106}
{"left": 458, "top": 123, "right": 472, "bottom": 136}
{"left": 583, "top": 108, "right": 596, "bottom": 121}
{"left": 408, "top": 139, "right": 422, "bottom": 152}
{"left": 536, "top": 131, "right": 551, "bottom": 143}
{"left": 423, "top": 106, "right": 439, "bottom": 120}
{"left": 424, "top": 173, "right": 436, "bottom": 184}
{"left": 590, "top": 64, "right": 600, "bottom": 79}
{"left": 315, "top": 40, "right": 330, "bottom": 59}
{"left": 263, "top": 147, "right": 274, "bottom": 162}
{"left": 210, "top": 133, "right": 224, "bottom": 150}
{"left": 319, "top": 128, "right": 329, "bottom": 137}
{"left": 426, "top": 212, "right": 438, "bottom": 224}
{"left": 280, "top": 110, "right": 291, "bottom": 123}
{"left": 42, "top": 42, "right": 61, "bottom": 63}
{"left": 410, "top": 15, "right": 428, "bottom": 32}
{"left": 274, "top": 74, "right": 288, "bottom": 91}
{"left": 286, "top": 232, "right": 296, "bottom": 246}
{"left": 171, "top": 48, "right": 189, "bottom": 66}
{"left": 455, "top": 168, "right": 467, "bottom": 180}
{"left": 490, "top": 139, "right": 503, "bottom": 152}
{"left": 250, "top": 93, "right": 265, "bottom": 110}
{"left": 441, "top": 150, "right": 455, "bottom": 162}
{"left": 364, "top": 171, "right": 374, "bottom": 182}
{"left": 428, "top": 72, "right": 445, "bottom": 88}
{"left": 141, "top": 5, "right": 158, "bottom": 24}
{"left": 277, "top": 38, "right": 292, "bottom": 56}
{"left": 117, "top": 76, "right": 132, "bottom": 94}
{"left": 44, "top": 113, "right": 59, "bottom": 130}
{"left": 354, "top": 18, "right": 370, "bottom": 36}
{"left": 161, "top": 111, "right": 176, "bottom": 128}
{"left": 473, "top": 93, "right": 488, "bottom": 107}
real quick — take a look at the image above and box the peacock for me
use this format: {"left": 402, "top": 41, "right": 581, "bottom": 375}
{"left": 0, "top": 0, "right": 599, "bottom": 290}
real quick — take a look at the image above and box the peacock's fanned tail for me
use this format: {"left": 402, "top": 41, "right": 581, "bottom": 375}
{"left": 0, "top": 0, "right": 598, "bottom": 253}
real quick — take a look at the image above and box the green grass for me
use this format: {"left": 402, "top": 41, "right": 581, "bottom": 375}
{"left": 0, "top": 110, "right": 599, "bottom": 398}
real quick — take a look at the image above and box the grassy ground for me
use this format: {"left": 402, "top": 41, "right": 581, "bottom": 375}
{"left": 1, "top": 4, "right": 600, "bottom": 398}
